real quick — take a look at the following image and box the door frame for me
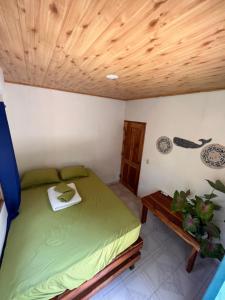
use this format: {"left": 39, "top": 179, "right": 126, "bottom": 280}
{"left": 120, "top": 120, "right": 146, "bottom": 195}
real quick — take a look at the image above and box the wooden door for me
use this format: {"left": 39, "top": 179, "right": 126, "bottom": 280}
{"left": 120, "top": 121, "right": 146, "bottom": 195}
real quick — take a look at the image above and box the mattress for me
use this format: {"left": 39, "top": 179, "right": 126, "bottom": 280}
{"left": 0, "top": 170, "right": 141, "bottom": 300}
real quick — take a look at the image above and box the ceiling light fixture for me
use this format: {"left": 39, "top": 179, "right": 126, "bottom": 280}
{"left": 106, "top": 74, "right": 119, "bottom": 80}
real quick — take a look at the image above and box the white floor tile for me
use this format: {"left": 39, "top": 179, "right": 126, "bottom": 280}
{"left": 102, "top": 283, "right": 131, "bottom": 300}
{"left": 123, "top": 266, "right": 156, "bottom": 299}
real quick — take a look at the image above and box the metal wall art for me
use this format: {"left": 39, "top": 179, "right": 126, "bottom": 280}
{"left": 156, "top": 136, "right": 173, "bottom": 154}
{"left": 201, "top": 144, "right": 225, "bottom": 169}
{"left": 173, "top": 137, "right": 212, "bottom": 149}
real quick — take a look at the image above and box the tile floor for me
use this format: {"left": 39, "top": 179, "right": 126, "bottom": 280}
{"left": 91, "top": 183, "right": 219, "bottom": 300}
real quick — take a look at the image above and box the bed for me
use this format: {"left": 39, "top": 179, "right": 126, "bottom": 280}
{"left": 0, "top": 169, "right": 142, "bottom": 299}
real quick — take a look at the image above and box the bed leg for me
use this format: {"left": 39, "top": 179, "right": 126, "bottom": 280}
{"left": 129, "top": 265, "right": 135, "bottom": 270}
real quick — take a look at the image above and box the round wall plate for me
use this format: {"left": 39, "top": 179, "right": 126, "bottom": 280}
{"left": 156, "top": 136, "right": 173, "bottom": 154}
{"left": 201, "top": 143, "right": 225, "bottom": 169}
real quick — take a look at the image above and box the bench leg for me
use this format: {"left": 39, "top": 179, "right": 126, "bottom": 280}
{"left": 186, "top": 248, "right": 198, "bottom": 273}
{"left": 141, "top": 205, "right": 148, "bottom": 224}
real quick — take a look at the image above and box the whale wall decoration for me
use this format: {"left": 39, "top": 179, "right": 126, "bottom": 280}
{"left": 173, "top": 137, "right": 212, "bottom": 149}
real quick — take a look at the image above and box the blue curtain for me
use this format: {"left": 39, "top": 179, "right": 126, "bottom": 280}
{"left": 0, "top": 102, "right": 20, "bottom": 226}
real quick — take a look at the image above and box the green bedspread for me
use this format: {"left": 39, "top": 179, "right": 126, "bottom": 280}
{"left": 0, "top": 170, "right": 141, "bottom": 300}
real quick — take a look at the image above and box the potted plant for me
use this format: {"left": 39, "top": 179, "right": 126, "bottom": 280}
{"left": 171, "top": 179, "right": 225, "bottom": 261}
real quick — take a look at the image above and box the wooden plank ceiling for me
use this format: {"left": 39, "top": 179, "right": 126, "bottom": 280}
{"left": 0, "top": 0, "right": 225, "bottom": 100}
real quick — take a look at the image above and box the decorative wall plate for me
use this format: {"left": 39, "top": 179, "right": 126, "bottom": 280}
{"left": 201, "top": 144, "right": 225, "bottom": 169}
{"left": 156, "top": 136, "right": 173, "bottom": 154}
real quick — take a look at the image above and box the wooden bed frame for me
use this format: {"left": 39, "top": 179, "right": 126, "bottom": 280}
{"left": 51, "top": 237, "right": 143, "bottom": 300}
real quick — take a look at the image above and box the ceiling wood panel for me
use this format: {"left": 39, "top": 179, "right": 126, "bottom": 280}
{"left": 0, "top": 0, "right": 225, "bottom": 100}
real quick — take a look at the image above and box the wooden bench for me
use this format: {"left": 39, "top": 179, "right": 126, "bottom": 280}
{"left": 141, "top": 191, "right": 200, "bottom": 272}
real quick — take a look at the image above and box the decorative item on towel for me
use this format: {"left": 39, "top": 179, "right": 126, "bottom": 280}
{"left": 54, "top": 182, "right": 72, "bottom": 193}
{"left": 48, "top": 183, "right": 81, "bottom": 211}
{"left": 58, "top": 191, "right": 75, "bottom": 202}
{"left": 54, "top": 183, "right": 75, "bottom": 202}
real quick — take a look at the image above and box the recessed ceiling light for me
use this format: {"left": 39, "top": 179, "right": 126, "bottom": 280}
{"left": 106, "top": 74, "right": 119, "bottom": 80}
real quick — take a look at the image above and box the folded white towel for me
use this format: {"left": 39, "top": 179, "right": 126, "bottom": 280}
{"left": 47, "top": 183, "right": 82, "bottom": 212}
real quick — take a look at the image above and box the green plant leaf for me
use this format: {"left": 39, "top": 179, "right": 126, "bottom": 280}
{"left": 183, "top": 214, "right": 199, "bottom": 234}
{"left": 200, "top": 240, "right": 225, "bottom": 261}
{"left": 196, "top": 200, "right": 214, "bottom": 222}
{"left": 172, "top": 182, "right": 224, "bottom": 261}
{"left": 180, "top": 190, "right": 187, "bottom": 199}
{"left": 207, "top": 180, "right": 225, "bottom": 194}
{"left": 195, "top": 232, "right": 203, "bottom": 241}
{"left": 171, "top": 191, "right": 185, "bottom": 212}
{"left": 185, "top": 189, "right": 191, "bottom": 197}
{"left": 185, "top": 203, "right": 195, "bottom": 215}
{"left": 205, "top": 223, "right": 221, "bottom": 239}
{"left": 196, "top": 195, "right": 203, "bottom": 201}
{"left": 204, "top": 193, "right": 217, "bottom": 200}
{"left": 190, "top": 197, "right": 196, "bottom": 204}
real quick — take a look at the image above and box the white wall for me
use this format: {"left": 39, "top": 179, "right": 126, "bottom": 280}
{"left": 125, "top": 90, "right": 225, "bottom": 242}
{"left": 4, "top": 83, "right": 125, "bottom": 183}
{"left": 0, "top": 68, "right": 4, "bottom": 100}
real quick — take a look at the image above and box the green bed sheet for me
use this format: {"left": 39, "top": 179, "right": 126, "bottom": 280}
{"left": 0, "top": 170, "right": 141, "bottom": 300}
